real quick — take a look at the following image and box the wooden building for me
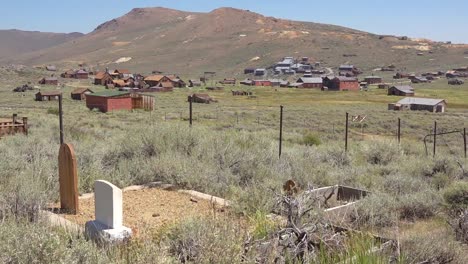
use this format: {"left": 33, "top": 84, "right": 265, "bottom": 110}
{"left": 75, "top": 70, "right": 89, "bottom": 79}
{"left": 38, "top": 77, "right": 58, "bottom": 85}
{"left": 71, "top": 88, "right": 94, "bottom": 100}
{"left": 323, "top": 76, "right": 359, "bottom": 91}
{"left": 113, "top": 69, "right": 131, "bottom": 79}
{"left": 388, "top": 86, "right": 415, "bottom": 96}
{"left": 188, "top": 80, "right": 202, "bottom": 87}
{"left": 85, "top": 91, "right": 132, "bottom": 112}
{"left": 35, "top": 90, "right": 62, "bottom": 101}
{"left": 296, "top": 77, "right": 323, "bottom": 88}
{"left": 61, "top": 70, "right": 76, "bottom": 78}
{"left": 364, "top": 76, "right": 382, "bottom": 84}
{"left": 94, "top": 72, "right": 114, "bottom": 86}
{"left": 253, "top": 80, "right": 272, "bottom": 86}
{"left": 388, "top": 97, "right": 446, "bottom": 113}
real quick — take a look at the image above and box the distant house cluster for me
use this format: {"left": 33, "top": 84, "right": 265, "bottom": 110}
{"left": 92, "top": 70, "right": 187, "bottom": 92}
{"left": 61, "top": 69, "right": 89, "bottom": 79}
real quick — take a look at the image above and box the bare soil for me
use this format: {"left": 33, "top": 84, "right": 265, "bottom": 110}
{"left": 57, "top": 188, "right": 229, "bottom": 237}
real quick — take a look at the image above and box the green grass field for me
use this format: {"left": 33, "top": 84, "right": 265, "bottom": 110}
{"left": 1, "top": 68, "right": 468, "bottom": 263}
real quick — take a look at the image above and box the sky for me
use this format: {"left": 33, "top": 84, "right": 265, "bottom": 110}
{"left": 1, "top": 0, "right": 467, "bottom": 43}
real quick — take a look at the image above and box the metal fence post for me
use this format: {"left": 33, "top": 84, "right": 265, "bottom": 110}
{"left": 279, "top": 105, "right": 283, "bottom": 158}
{"left": 189, "top": 96, "right": 193, "bottom": 126}
{"left": 345, "top": 112, "right": 349, "bottom": 152}
{"left": 433, "top": 121, "right": 437, "bottom": 157}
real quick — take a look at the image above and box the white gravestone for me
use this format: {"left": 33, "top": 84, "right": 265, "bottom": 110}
{"left": 85, "top": 180, "right": 132, "bottom": 243}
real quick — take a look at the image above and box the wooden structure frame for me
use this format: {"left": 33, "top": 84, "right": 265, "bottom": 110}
{"left": 0, "top": 114, "right": 28, "bottom": 137}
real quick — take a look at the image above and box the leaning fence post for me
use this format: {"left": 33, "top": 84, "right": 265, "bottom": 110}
{"left": 279, "top": 105, "right": 284, "bottom": 158}
{"left": 59, "top": 94, "right": 64, "bottom": 145}
{"left": 345, "top": 112, "right": 349, "bottom": 152}
{"left": 433, "top": 121, "right": 437, "bottom": 157}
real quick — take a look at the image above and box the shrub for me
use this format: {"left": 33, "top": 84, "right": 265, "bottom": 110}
{"left": 165, "top": 217, "right": 245, "bottom": 263}
{"left": 401, "top": 231, "right": 462, "bottom": 264}
{"left": 46, "top": 107, "right": 60, "bottom": 115}
{"left": 351, "top": 194, "right": 398, "bottom": 228}
{"left": 301, "top": 133, "right": 321, "bottom": 146}
{"left": 443, "top": 181, "right": 468, "bottom": 214}
{"left": 398, "top": 190, "right": 441, "bottom": 221}
{"left": 363, "top": 140, "right": 400, "bottom": 166}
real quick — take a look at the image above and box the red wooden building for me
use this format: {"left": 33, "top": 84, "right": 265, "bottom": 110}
{"left": 253, "top": 80, "right": 272, "bottom": 86}
{"left": 85, "top": 91, "right": 132, "bottom": 112}
{"left": 324, "top": 76, "right": 359, "bottom": 91}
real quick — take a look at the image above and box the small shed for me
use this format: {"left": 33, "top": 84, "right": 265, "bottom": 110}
{"left": 75, "top": 70, "right": 89, "bottom": 79}
{"left": 85, "top": 91, "right": 132, "bottom": 113}
{"left": 61, "top": 70, "right": 76, "bottom": 78}
{"left": 189, "top": 80, "right": 202, "bottom": 87}
{"left": 71, "top": 88, "right": 94, "bottom": 100}
{"left": 38, "top": 77, "right": 58, "bottom": 86}
{"left": 388, "top": 86, "right": 415, "bottom": 96}
{"left": 389, "top": 97, "right": 446, "bottom": 113}
{"left": 35, "top": 90, "right": 62, "bottom": 101}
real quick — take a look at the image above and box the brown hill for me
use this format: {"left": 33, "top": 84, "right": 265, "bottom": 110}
{"left": 0, "top": 29, "right": 83, "bottom": 59}
{"left": 2, "top": 7, "right": 467, "bottom": 76}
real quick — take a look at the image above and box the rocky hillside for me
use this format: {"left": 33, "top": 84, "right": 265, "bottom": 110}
{"left": 2, "top": 7, "right": 467, "bottom": 76}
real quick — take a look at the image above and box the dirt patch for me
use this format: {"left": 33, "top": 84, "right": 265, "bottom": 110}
{"left": 112, "top": 41, "right": 131, "bottom": 46}
{"left": 57, "top": 188, "right": 228, "bottom": 237}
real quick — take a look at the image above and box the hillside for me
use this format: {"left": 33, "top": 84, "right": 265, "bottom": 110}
{"left": 0, "top": 29, "right": 83, "bottom": 59}
{"left": 2, "top": 7, "right": 468, "bottom": 76}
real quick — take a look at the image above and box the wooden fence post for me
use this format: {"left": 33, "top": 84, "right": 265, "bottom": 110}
{"left": 398, "top": 118, "right": 401, "bottom": 144}
{"left": 58, "top": 143, "right": 79, "bottom": 214}
{"left": 464, "top": 128, "right": 466, "bottom": 159}
{"left": 59, "top": 94, "right": 64, "bottom": 145}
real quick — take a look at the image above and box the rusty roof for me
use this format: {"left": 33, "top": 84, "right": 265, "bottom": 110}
{"left": 71, "top": 88, "right": 93, "bottom": 95}
{"left": 94, "top": 71, "right": 110, "bottom": 79}
{"left": 144, "top": 75, "right": 166, "bottom": 82}
{"left": 36, "top": 90, "right": 62, "bottom": 96}
{"left": 114, "top": 69, "right": 130, "bottom": 74}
